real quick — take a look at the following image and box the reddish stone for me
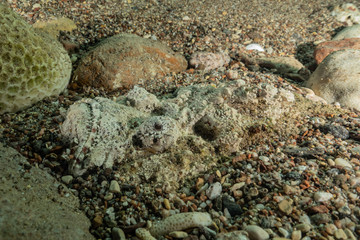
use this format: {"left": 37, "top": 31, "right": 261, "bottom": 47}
{"left": 314, "top": 38, "right": 360, "bottom": 64}
{"left": 306, "top": 205, "right": 329, "bottom": 214}
{"left": 73, "top": 34, "right": 187, "bottom": 91}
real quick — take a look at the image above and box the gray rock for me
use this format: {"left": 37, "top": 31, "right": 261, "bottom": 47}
{"left": 333, "top": 24, "right": 360, "bottom": 40}
{"left": 0, "top": 143, "right": 94, "bottom": 240}
{"left": 257, "top": 56, "right": 304, "bottom": 74}
{"left": 112, "top": 227, "right": 126, "bottom": 240}
{"left": 61, "top": 175, "right": 73, "bottom": 184}
{"left": 306, "top": 49, "right": 360, "bottom": 111}
{"left": 321, "top": 124, "right": 349, "bottom": 139}
{"left": 245, "top": 225, "right": 269, "bottom": 240}
{"left": 109, "top": 180, "right": 121, "bottom": 193}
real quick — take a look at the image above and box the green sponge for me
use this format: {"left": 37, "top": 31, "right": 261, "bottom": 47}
{"left": 0, "top": 3, "right": 72, "bottom": 114}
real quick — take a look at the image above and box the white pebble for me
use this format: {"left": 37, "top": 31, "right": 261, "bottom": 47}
{"left": 245, "top": 43, "right": 265, "bottom": 52}
{"left": 206, "top": 182, "right": 222, "bottom": 200}
{"left": 314, "top": 191, "right": 333, "bottom": 202}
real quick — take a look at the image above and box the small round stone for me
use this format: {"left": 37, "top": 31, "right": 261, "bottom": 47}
{"left": 245, "top": 225, "right": 269, "bottom": 240}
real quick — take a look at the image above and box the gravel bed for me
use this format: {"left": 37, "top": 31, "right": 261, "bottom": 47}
{"left": 1, "top": 0, "right": 360, "bottom": 239}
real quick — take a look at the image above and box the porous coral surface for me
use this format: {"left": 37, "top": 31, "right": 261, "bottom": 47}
{"left": 0, "top": 3, "right": 71, "bottom": 114}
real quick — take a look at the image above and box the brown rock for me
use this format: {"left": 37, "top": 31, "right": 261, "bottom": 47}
{"left": 73, "top": 34, "right": 187, "bottom": 91}
{"left": 314, "top": 38, "right": 360, "bottom": 64}
{"left": 306, "top": 205, "right": 329, "bottom": 214}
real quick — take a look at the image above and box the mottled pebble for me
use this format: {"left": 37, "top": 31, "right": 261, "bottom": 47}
{"left": 245, "top": 225, "right": 269, "bottom": 240}
{"left": 216, "top": 231, "right": 249, "bottom": 240}
{"left": 109, "top": 180, "right": 121, "bottom": 193}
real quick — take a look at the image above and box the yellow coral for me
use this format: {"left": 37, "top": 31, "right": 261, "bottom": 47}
{"left": 0, "top": 3, "right": 71, "bottom": 114}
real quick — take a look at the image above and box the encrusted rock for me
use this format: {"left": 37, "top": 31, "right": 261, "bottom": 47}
{"left": 189, "top": 51, "right": 230, "bottom": 70}
{"left": 73, "top": 33, "right": 187, "bottom": 91}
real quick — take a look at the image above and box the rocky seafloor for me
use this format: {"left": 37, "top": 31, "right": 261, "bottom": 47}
{"left": 1, "top": 0, "right": 360, "bottom": 240}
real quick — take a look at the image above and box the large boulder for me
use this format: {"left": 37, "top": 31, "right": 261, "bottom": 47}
{"left": 0, "top": 143, "right": 94, "bottom": 240}
{"left": 73, "top": 34, "right": 187, "bottom": 91}
{"left": 332, "top": 24, "right": 360, "bottom": 40}
{"left": 0, "top": 3, "right": 72, "bottom": 114}
{"left": 314, "top": 38, "right": 360, "bottom": 64}
{"left": 306, "top": 49, "right": 360, "bottom": 111}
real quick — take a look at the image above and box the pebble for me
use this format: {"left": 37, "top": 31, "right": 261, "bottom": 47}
{"left": 222, "top": 196, "right": 242, "bottom": 216}
{"left": 206, "top": 182, "right": 222, "bottom": 200}
{"left": 295, "top": 223, "right": 311, "bottom": 233}
{"left": 61, "top": 175, "right": 73, "bottom": 184}
{"left": 112, "top": 227, "right": 126, "bottom": 240}
{"left": 344, "top": 228, "right": 357, "bottom": 240}
{"left": 313, "top": 191, "right": 333, "bottom": 202}
{"left": 278, "top": 227, "right": 290, "bottom": 238}
{"left": 325, "top": 224, "right": 337, "bottom": 235}
{"left": 291, "top": 230, "right": 301, "bottom": 240}
{"left": 92, "top": 215, "right": 103, "bottom": 228}
{"left": 334, "top": 229, "right": 347, "bottom": 240}
{"left": 216, "top": 231, "right": 249, "bottom": 240}
{"left": 109, "top": 180, "right": 121, "bottom": 193}
{"left": 169, "top": 231, "right": 189, "bottom": 238}
{"left": 335, "top": 158, "right": 353, "bottom": 169}
{"left": 245, "top": 225, "right": 269, "bottom": 240}
{"left": 163, "top": 198, "right": 171, "bottom": 210}
{"left": 245, "top": 43, "right": 265, "bottom": 52}
{"left": 278, "top": 199, "right": 293, "bottom": 215}
{"left": 104, "top": 193, "right": 114, "bottom": 200}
